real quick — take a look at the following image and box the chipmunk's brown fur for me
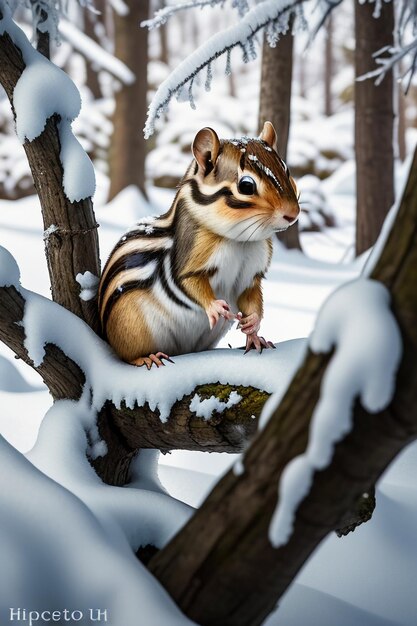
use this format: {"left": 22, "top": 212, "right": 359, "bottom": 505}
{"left": 98, "top": 122, "right": 300, "bottom": 369}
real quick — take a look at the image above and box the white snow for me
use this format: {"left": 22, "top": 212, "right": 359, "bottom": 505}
{"left": 43, "top": 224, "right": 58, "bottom": 239}
{"left": 0, "top": 5, "right": 94, "bottom": 202}
{"left": 268, "top": 278, "right": 402, "bottom": 548}
{"left": 363, "top": 150, "right": 415, "bottom": 276}
{"left": 13, "top": 59, "right": 80, "bottom": 142}
{"left": 0, "top": 244, "right": 20, "bottom": 287}
{"left": 0, "top": 428, "right": 195, "bottom": 626}
{"left": 189, "top": 390, "right": 242, "bottom": 419}
{"left": 20, "top": 278, "right": 306, "bottom": 423}
{"left": 75, "top": 270, "right": 99, "bottom": 301}
{"left": 58, "top": 118, "right": 96, "bottom": 202}
{"left": 233, "top": 458, "right": 245, "bottom": 476}
{"left": 144, "top": 0, "right": 301, "bottom": 137}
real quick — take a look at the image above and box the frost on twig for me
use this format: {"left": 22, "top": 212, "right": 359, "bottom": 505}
{"left": 144, "top": 0, "right": 417, "bottom": 136}
{"left": 356, "top": 0, "right": 417, "bottom": 93}
{"left": 143, "top": 0, "right": 307, "bottom": 138}
{"left": 142, "top": 0, "right": 231, "bottom": 29}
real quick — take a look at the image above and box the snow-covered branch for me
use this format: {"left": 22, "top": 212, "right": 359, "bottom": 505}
{"left": 0, "top": 244, "right": 307, "bottom": 482}
{"left": 142, "top": 0, "right": 232, "bottom": 29}
{"left": 358, "top": 37, "right": 417, "bottom": 92}
{"left": 354, "top": 0, "right": 417, "bottom": 92}
{"left": 144, "top": 0, "right": 306, "bottom": 138}
{"left": 0, "top": 3, "right": 100, "bottom": 327}
{"left": 144, "top": 0, "right": 417, "bottom": 136}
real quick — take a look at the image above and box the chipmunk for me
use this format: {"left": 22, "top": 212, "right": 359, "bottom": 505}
{"left": 98, "top": 121, "right": 299, "bottom": 369}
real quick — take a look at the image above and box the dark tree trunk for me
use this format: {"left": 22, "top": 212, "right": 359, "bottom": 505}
{"left": 397, "top": 80, "right": 407, "bottom": 161}
{"left": 0, "top": 27, "right": 100, "bottom": 332}
{"left": 324, "top": 14, "right": 333, "bottom": 116}
{"left": 84, "top": 9, "right": 102, "bottom": 99}
{"left": 159, "top": 23, "right": 169, "bottom": 66}
{"left": 355, "top": 0, "right": 394, "bottom": 255}
{"left": 258, "top": 32, "right": 301, "bottom": 250}
{"left": 148, "top": 146, "right": 417, "bottom": 626}
{"left": 108, "top": 0, "right": 149, "bottom": 200}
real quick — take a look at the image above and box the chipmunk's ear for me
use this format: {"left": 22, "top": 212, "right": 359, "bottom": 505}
{"left": 192, "top": 127, "right": 220, "bottom": 174}
{"left": 259, "top": 121, "right": 277, "bottom": 149}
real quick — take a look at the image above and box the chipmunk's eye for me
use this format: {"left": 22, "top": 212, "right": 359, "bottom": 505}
{"left": 238, "top": 176, "right": 256, "bottom": 195}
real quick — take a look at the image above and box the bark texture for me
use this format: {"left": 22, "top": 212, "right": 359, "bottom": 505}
{"left": 108, "top": 0, "right": 149, "bottom": 199}
{"left": 148, "top": 150, "right": 417, "bottom": 626}
{"left": 355, "top": 0, "right": 394, "bottom": 255}
{"left": 258, "top": 32, "right": 301, "bottom": 250}
{"left": 0, "top": 25, "right": 101, "bottom": 332}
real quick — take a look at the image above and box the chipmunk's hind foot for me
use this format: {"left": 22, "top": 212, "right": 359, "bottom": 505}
{"left": 244, "top": 334, "right": 276, "bottom": 354}
{"left": 130, "top": 352, "right": 174, "bottom": 370}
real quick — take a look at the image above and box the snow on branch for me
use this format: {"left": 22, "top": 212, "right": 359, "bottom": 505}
{"left": 355, "top": 0, "right": 417, "bottom": 92}
{"left": 0, "top": 2, "right": 95, "bottom": 201}
{"left": 0, "top": 243, "right": 304, "bottom": 437}
{"left": 268, "top": 278, "right": 402, "bottom": 548}
{"left": 142, "top": 0, "right": 233, "bottom": 29}
{"left": 358, "top": 37, "right": 417, "bottom": 93}
{"left": 143, "top": 0, "right": 306, "bottom": 138}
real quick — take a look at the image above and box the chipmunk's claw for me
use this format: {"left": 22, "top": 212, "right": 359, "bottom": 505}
{"left": 130, "top": 352, "right": 174, "bottom": 369}
{"left": 244, "top": 334, "right": 275, "bottom": 354}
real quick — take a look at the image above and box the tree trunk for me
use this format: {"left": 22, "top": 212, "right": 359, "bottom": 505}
{"left": 108, "top": 0, "right": 149, "bottom": 200}
{"left": 258, "top": 32, "right": 301, "bottom": 250}
{"left": 397, "top": 80, "right": 407, "bottom": 161}
{"left": 148, "top": 148, "right": 417, "bottom": 625}
{"left": 84, "top": 9, "right": 102, "bottom": 99}
{"left": 0, "top": 24, "right": 101, "bottom": 332}
{"left": 324, "top": 14, "right": 333, "bottom": 116}
{"left": 355, "top": 0, "right": 394, "bottom": 255}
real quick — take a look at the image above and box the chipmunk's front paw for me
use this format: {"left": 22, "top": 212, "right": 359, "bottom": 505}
{"left": 237, "top": 312, "right": 261, "bottom": 335}
{"left": 244, "top": 333, "right": 276, "bottom": 354}
{"left": 206, "top": 299, "right": 234, "bottom": 329}
{"left": 130, "top": 352, "right": 174, "bottom": 370}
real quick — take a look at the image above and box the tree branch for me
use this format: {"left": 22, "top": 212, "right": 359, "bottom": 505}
{"left": 0, "top": 283, "right": 269, "bottom": 484}
{"left": 0, "top": 17, "right": 100, "bottom": 332}
{"left": 147, "top": 150, "right": 417, "bottom": 626}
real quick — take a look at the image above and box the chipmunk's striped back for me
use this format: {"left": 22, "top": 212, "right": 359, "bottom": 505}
{"left": 98, "top": 214, "right": 175, "bottom": 338}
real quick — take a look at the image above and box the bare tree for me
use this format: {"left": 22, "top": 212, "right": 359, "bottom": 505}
{"left": 355, "top": 0, "right": 394, "bottom": 256}
{"left": 324, "top": 14, "right": 333, "bottom": 116}
{"left": 108, "top": 0, "right": 150, "bottom": 200}
{"left": 258, "top": 31, "right": 301, "bottom": 250}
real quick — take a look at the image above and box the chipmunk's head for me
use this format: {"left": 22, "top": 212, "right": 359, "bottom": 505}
{"left": 183, "top": 121, "right": 299, "bottom": 241}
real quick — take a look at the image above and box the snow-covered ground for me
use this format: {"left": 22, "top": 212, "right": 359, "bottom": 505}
{"left": 1, "top": 159, "right": 416, "bottom": 625}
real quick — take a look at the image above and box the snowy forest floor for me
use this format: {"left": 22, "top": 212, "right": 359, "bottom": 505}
{"left": 1, "top": 171, "right": 416, "bottom": 625}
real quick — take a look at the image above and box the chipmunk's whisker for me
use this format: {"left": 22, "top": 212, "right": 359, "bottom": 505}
{"left": 247, "top": 217, "right": 269, "bottom": 241}
{"left": 225, "top": 213, "right": 264, "bottom": 237}
{"left": 235, "top": 215, "right": 265, "bottom": 239}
